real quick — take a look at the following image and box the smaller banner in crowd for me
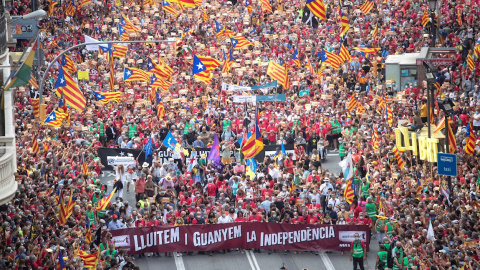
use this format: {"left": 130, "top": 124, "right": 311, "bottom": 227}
{"left": 98, "top": 144, "right": 297, "bottom": 170}
{"left": 222, "top": 81, "right": 278, "bottom": 91}
{"left": 232, "top": 94, "right": 286, "bottom": 103}
{"left": 110, "top": 223, "right": 370, "bottom": 254}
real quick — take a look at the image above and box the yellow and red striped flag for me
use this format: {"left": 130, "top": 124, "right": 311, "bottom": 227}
{"left": 267, "top": 61, "right": 289, "bottom": 89}
{"left": 43, "top": 110, "right": 68, "bottom": 127}
{"left": 202, "top": 9, "right": 208, "bottom": 21}
{"left": 465, "top": 124, "right": 476, "bottom": 155}
{"left": 433, "top": 116, "right": 454, "bottom": 134}
{"left": 147, "top": 57, "right": 173, "bottom": 81}
{"left": 359, "top": 0, "right": 374, "bottom": 14}
{"left": 48, "top": 0, "right": 58, "bottom": 16}
{"left": 222, "top": 49, "right": 234, "bottom": 74}
{"left": 112, "top": 44, "right": 128, "bottom": 58}
{"left": 85, "top": 216, "right": 92, "bottom": 244}
{"left": 371, "top": 24, "right": 378, "bottom": 40}
{"left": 55, "top": 67, "right": 86, "bottom": 112}
{"left": 29, "top": 73, "right": 39, "bottom": 89}
{"left": 96, "top": 188, "right": 117, "bottom": 211}
{"left": 447, "top": 117, "right": 456, "bottom": 153}
{"left": 118, "top": 23, "right": 129, "bottom": 41}
{"left": 58, "top": 190, "right": 75, "bottom": 226}
{"left": 157, "top": 103, "right": 166, "bottom": 118}
{"left": 371, "top": 125, "right": 379, "bottom": 149}
{"left": 77, "top": 249, "right": 98, "bottom": 269}
{"left": 245, "top": 0, "right": 252, "bottom": 14}
{"left": 305, "top": 55, "right": 315, "bottom": 75}
{"left": 66, "top": 0, "right": 76, "bottom": 16}
{"left": 144, "top": 0, "right": 153, "bottom": 5}
{"left": 31, "top": 134, "right": 40, "bottom": 154}
{"left": 148, "top": 88, "right": 157, "bottom": 101}
{"left": 340, "top": 14, "right": 350, "bottom": 36}
{"left": 392, "top": 146, "right": 405, "bottom": 169}
{"left": 178, "top": 0, "right": 195, "bottom": 7}
{"left": 31, "top": 98, "right": 40, "bottom": 118}
{"left": 347, "top": 94, "right": 358, "bottom": 112}
{"left": 230, "top": 36, "right": 253, "bottom": 49}
{"left": 457, "top": 8, "right": 462, "bottom": 25}
{"left": 260, "top": 0, "right": 272, "bottom": 13}
{"left": 121, "top": 15, "right": 140, "bottom": 33}
{"left": 192, "top": 55, "right": 221, "bottom": 73}
{"left": 339, "top": 42, "right": 351, "bottom": 63}
{"left": 467, "top": 52, "right": 475, "bottom": 71}
{"left": 353, "top": 47, "right": 380, "bottom": 55}
{"left": 306, "top": 0, "right": 326, "bottom": 20}
{"left": 474, "top": 42, "right": 480, "bottom": 58}
{"left": 292, "top": 49, "right": 301, "bottom": 67}
{"left": 79, "top": 0, "right": 91, "bottom": 7}
{"left": 123, "top": 67, "right": 150, "bottom": 82}
{"left": 162, "top": 0, "right": 178, "bottom": 16}
{"left": 421, "top": 9, "right": 429, "bottom": 26}
{"left": 321, "top": 49, "right": 343, "bottom": 69}
{"left": 150, "top": 74, "right": 172, "bottom": 91}
{"left": 60, "top": 55, "right": 76, "bottom": 74}
{"left": 81, "top": 154, "right": 89, "bottom": 175}
{"left": 194, "top": 70, "right": 214, "bottom": 84}
{"left": 385, "top": 103, "right": 393, "bottom": 126}
{"left": 344, "top": 179, "right": 355, "bottom": 204}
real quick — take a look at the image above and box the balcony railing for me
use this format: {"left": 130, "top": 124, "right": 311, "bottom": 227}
{"left": 0, "top": 137, "right": 16, "bottom": 205}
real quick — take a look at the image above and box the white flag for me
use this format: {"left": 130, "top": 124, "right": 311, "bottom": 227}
{"left": 83, "top": 35, "right": 109, "bottom": 51}
{"left": 338, "top": 152, "right": 354, "bottom": 181}
{"left": 427, "top": 220, "right": 435, "bottom": 241}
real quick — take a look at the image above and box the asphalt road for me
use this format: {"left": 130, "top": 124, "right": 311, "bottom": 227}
{"left": 100, "top": 151, "right": 380, "bottom": 270}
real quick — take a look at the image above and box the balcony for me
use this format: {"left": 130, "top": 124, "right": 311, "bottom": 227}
{"left": 0, "top": 137, "right": 16, "bottom": 205}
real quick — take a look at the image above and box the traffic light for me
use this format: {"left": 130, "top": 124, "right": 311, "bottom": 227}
{"left": 39, "top": 104, "right": 47, "bottom": 122}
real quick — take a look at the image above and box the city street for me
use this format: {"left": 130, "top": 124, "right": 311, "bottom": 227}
{"left": 100, "top": 152, "right": 379, "bottom": 270}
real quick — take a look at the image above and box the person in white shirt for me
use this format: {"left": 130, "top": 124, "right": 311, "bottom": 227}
{"left": 327, "top": 193, "right": 341, "bottom": 209}
{"left": 319, "top": 178, "right": 334, "bottom": 210}
{"left": 268, "top": 164, "right": 281, "bottom": 180}
{"left": 217, "top": 211, "right": 234, "bottom": 224}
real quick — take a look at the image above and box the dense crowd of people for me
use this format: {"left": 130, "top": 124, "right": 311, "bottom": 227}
{"left": 4, "top": 0, "right": 480, "bottom": 269}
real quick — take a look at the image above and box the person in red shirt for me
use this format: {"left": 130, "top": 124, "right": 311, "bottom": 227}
{"left": 354, "top": 212, "right": 372, "bottom": 227}
{"left": 260, "top": 184, "right": 274, "bottom": 200}
{"left": 248, "top": 210, "right": 262, "bottom": 222}
{"left": 235, "top": 211, "right": 247, "bottom": 222}
{"left": 207, "top": 179, "right": 217, "bottom": 198}
{"left": 284, "top": 153, "right": 294, "bottom": 174}
{"left": 292, "top": 211, "right": 305, "bottom": 224}
{"left": 306, "top": 170, "right": 320, "bottom": 183}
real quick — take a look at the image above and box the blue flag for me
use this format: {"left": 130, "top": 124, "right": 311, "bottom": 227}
{"left": 144, "top": 138, "right": 153, "bottom": 157}
{"left": 162, "top": 132, "right": 177, "bottom": 150}
{"left": 246, "top": 158, "right": 257, "bottom": 173}
{"left": 281, "top": 141, "right": 287, "bottom": 157}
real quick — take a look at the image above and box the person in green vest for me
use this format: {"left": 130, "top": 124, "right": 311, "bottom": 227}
{"left": 105, "top": 244, "right": 117, "bottom": 258}
{"left": 385, "top": 220, "right": 394, "bottom": 238}
{"left": 222, "top": 118, "right": 231, "bottom": 132}
{"left": 375, "top": 214, "right": 387, "bottom": 244}
{"left": 95, "top": 119, "right": 105, "bottom": 146}
{"left": 183, "top": 122, "right": 190, "bottom": 135}
{"left": 361, "top": 178, "right": 370, "bottom": 200}
{"left": 330, "top": 118, "right": 342, "bottom": 151}
{"left": 349, "top": 233, "right": 366, "bottom": 270}
{"left": 375, "top": 245, "right": 388, "bottom": 270}
{"left": 138, "top": 194, "right": 150, "bottom": 209}
{"left": 128, "top": 121, "right": 137, "bottom": 139}
{"left": 392, "top": 242, "right": 404, "bottom": 270}
{"left": 86, "top": 204, "right": 96, "bottom": 227}
{"left": 365, "top": 197, "right": 377, "bottom": 233}
{"left": 339, "top": 139, "right": 346, "bottom": 160}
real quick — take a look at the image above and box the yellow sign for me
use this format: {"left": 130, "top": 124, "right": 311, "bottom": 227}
{"left": 78, "top": 71, "right": 89, "bottom": 80}
{"left": 395, "top": 127, "right": 438, "bottom": 162}
{"left": 115, "top": 0, "right": 121, "bottom": 6}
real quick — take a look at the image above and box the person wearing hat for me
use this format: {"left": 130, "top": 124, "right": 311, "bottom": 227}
{"left": 107, "top": 214, "right": 124, "bottom": 230}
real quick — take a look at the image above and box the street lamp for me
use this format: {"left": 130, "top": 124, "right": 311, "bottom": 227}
{"left": 9, "top": 10, "right": 46, "bottom": 23}
{"left": 423, "top": 61, "right": 436, "bottom": 138}
{"left": 438, "top": 97, "right": 455, "bottom": 197}
{"left": 428, "top": 0, "right": 437, "bottom": 47}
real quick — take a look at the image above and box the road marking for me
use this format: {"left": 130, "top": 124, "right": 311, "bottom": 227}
{"left": 173, "top": 252, "right": 185, "bottom": 270}
{"left": 320, "top": 252, "right": 335, "bottom": 270}
{"left": 327, "top": 154, "right": 338, "bottom": 157}
{"left": 245, "top": 250, "right": 260, "bottom": 270}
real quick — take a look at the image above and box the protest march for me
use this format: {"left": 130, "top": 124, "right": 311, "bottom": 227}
{"left": 3, "top": 0, "right": 480, "bottom": 269}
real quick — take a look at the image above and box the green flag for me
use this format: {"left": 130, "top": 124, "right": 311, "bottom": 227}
{"left": 5, "top": 39, "right": 37, "bottom": 91}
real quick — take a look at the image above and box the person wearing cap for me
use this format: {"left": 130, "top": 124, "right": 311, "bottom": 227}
{"left": 107, "top": 214, "right": 124, "bottom": 230}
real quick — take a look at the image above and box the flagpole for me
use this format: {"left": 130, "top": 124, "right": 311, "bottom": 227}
{"left": 37, "top": 40, "right": 175, "bottom": 105}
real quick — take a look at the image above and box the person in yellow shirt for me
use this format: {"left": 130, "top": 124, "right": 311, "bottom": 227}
{"left": 420, "top": 99, "right": 428, "bottom": 123}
